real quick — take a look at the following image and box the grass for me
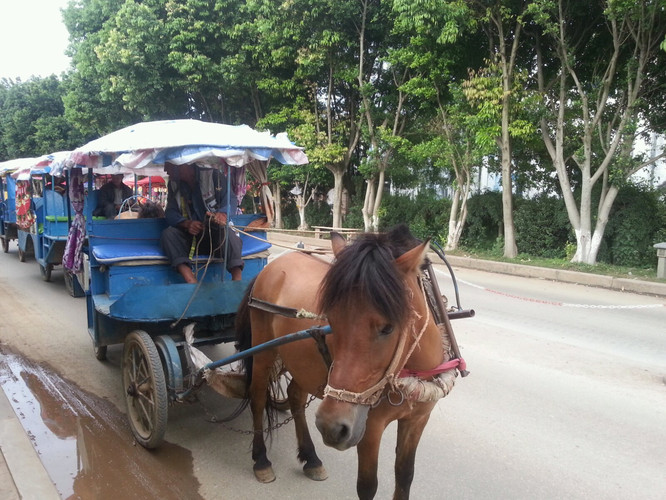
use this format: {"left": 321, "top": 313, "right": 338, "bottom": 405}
{"left": 446, "top": 248, "right": 663, "bottom": 282}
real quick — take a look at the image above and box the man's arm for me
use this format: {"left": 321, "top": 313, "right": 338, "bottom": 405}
{"left": 164, "top": 183, "right": 185, "bottom": 227}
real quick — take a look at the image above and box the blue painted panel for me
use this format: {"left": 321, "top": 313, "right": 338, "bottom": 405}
{"left": 108, "top": 281, "right": 248, "bottom": 320}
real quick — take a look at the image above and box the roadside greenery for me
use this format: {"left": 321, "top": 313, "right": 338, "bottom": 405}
{"left": 1, "top": 0, "right": 665, "bottom": 272}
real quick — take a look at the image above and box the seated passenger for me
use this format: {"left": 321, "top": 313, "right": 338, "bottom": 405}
{"left": 160, "top": 163, "right": 243, "bottom": 283}
{"left": 94, "top": 174, "right": 133, "bottom": 219}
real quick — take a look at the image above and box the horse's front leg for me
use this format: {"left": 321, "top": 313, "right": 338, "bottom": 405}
{"left": 250, "top": 351, "right": 277, "bottom": 483}
{"left": 393, "top": 408, "right": 433, "bottom": 500}
{"left": 355, "top": 417, "right": 387, "bottom": 500}
{"left": 288, "top": 380, "right": 328, "bottom": 480}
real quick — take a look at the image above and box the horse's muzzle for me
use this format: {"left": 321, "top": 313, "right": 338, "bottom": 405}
{"left": 315, "top": 399, "right": 370, "bottom": 450}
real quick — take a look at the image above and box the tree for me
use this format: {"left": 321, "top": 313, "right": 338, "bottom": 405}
{"left": 0, "top": 77, "right": 85, "bottom": 159}
{"left": 61, "top": 0, "right": 137, "bottom": 137}
{"left": 391, "top": 0, "right": 483, "bottom": 247}
{"left": 465, "top": 0, "right": 534, "bottom": 258}
{"left": 529, "top": 0, "right": 666, "bottom": 264}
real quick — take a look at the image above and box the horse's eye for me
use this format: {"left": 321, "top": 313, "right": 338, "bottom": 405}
{"left": 379, "top": 324, "right": 394, "bottom": 336}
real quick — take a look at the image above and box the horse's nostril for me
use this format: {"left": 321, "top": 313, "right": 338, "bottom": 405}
{"left": 336, "top": 423, "right": 349, "bottom": 441}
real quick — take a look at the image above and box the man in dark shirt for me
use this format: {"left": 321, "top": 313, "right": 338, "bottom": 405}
{"left": 160, "top": 163, "right": 243, "bottom": 283}
{"left": 93, "top": 174, "right": 133, "bottom": 219}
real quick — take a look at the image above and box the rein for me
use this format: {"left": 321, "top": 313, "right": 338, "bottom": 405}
{"left": 323, "top": 276, "right": 432, "bottom": 407}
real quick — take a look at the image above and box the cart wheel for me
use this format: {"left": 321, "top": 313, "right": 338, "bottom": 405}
{"left": 18, "top": 247, "right": 26, "bottom": 262}
{"left": 40, "top": 263, "right": 53, "bottom": 282}
{"left": 94, "top": 345, "right": 107, "bottom": 361}
{"left": 1, "top": 238, "right": 8, "bottom": 253}
{"left": 122, "top": 330, "right": 168, "bottom": 449}
{"left": 269, "top": 368, "right": 292, "bottom": 412}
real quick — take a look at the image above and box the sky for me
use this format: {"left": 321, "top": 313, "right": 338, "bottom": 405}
{"left": 0, "top": 0, "right": 72, "bottom": 81}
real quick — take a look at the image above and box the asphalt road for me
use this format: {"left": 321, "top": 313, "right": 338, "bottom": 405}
{"left": 0, "top": 242, "right": 665, "bottom": 499}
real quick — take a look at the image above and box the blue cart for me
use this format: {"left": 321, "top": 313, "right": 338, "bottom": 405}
{"left": 0, "top": 174, "right": 17, "bottom": 253}
{"left": 69, "top": 119, "right": 310, "bottom": 448}
{"left": 16, "top": 183, "right": 72, "bottom": 281}
{"left": 84, "top": 208, "right": 272, "bottom": 447}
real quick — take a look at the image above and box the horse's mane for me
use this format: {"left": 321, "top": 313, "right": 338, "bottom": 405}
{"left": 318, "top": 225, "right": 421, "bottom": 327}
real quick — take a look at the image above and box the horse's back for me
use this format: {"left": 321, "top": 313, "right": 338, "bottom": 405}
{"left": 253, "top": 250, "right": 329, "bottom": 312}
{"left": 250, "top": 250, "right": 331, "bottom": 394}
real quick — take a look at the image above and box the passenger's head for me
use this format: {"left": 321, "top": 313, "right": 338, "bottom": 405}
{"left": 179, "top": 164, "right": 196, "bottom": 185}
{"left": 111, "top": 174, "right": 124, "bottom": 187}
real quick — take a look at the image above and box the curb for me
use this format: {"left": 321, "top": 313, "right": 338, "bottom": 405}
{"left": 0, "top": 382, "right": 60, "bottom": 500}
{"left": 267, "top": 231, "right": 666, "bottom": 298}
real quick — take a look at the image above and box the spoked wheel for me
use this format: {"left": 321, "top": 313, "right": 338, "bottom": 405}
{"left": 40, "top": 263, "right": 53, "bottom": 282}
{"left": 269, "top": 366, "right": 292, "bottom": 412}
{"left": 17, "top": 247, "right": 26, "bottom": 262}
{"left": 122, "top": 330, "right": 168, "bottom": 449}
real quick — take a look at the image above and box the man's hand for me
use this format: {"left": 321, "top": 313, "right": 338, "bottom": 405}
{"left": 181, "top": 220, "right": 203, "bottom": 235}
{"left": 207, "top": 211, "right": 228, "bottom": 226}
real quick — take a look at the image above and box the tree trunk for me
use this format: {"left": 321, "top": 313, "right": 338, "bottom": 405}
{"left": 369, "top": 168, "right": 385, "bottom": 232}
{"left": 273, "top": 182, "right": 283, "bottom": 229}
{"left": 296, "top": 193, "right": 308, "bottom": 230}
{"left": 446, "top": 180, "right": 471, "bottom": 251}
{"left": 330, "top": 169, "right": 345, "bottom": 228}
{"left": 361, "top": 175, "right": 376, "bottom": 232}
{"left": 494, "top": 11, "right": 521, "bottom": 259}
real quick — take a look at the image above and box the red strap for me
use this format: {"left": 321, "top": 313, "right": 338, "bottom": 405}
{"left": 398, "top": 358, "right": 467, "bottom": 379}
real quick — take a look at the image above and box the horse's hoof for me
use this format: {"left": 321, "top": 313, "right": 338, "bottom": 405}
{"left": 304, "top": 465, "right": 328, "bottom": 481}
{"left": 254, "top": 467, "right": 276, "bottom": 483}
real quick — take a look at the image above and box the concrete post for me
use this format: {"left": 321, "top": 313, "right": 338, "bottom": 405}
{"left": 655, "top": 242, "right": 666, "bottom": 279}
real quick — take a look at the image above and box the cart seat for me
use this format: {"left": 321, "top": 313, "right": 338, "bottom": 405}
{"left": 239, "top": 235, "right": 272, "bottom": 256}
{"left": 92, "top": 234, "right": 271, "bottom": 265}
{"left": 92, "top": 244, "right": 168, "bottom": 264}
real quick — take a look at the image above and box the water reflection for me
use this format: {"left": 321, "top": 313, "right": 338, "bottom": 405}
{"left": 0, "top": 350, "right": 202, "bottom": 499}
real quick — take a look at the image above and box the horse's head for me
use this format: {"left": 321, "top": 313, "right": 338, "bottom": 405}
{"left": 314, "top": 226, "right": 429, "bottom": 450}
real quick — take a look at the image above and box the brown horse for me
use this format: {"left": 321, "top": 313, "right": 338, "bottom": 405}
{"left": 235, "top": 225, "right": 457, "bottom": 499}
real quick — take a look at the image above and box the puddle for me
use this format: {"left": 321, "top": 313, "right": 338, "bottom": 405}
{"left": 0, "top": 347, "right": 202, "bottom": 499}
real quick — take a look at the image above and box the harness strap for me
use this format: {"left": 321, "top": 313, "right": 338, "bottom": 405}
{"left": 247, "top": 296, "right": 325, "bottom": 320}
{"left": 398, "top": 357, "right": 466, "bottom": 379}
{"left": 310, "top": 328, "right": 333, "bottom": 369}
{"left": 247, "top": 294, "right": 332, "bottom": 369}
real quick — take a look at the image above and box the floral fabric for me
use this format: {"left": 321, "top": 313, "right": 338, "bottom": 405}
{"left": 62, "top": 169, "right": 86, "bottom": 272}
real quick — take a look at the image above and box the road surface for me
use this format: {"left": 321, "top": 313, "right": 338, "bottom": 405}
{"left": 0, "top": 243, "right": 664, "bottom": 499}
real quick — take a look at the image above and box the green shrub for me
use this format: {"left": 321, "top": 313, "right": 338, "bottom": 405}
{"left": 514, "top": 195, "right": 569, "bottom": 258}
{"left": 378, "top": 192, "right": 451, "bottom": 243}
{"left": 460, "top": 191, "right": 503, "bottom": 250}
{"left": 603, "top": 185, "right": 664, "bottom": 267}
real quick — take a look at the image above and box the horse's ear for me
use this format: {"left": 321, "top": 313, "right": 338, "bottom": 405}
{"left": 395, "top": 239, "right": 430, "bottom": 275}
{"left": 330, "top": 232, "right": 347, "bottom": 257}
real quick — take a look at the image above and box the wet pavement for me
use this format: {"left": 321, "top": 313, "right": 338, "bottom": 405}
{"left": 0, "top": 346, "right": 202, "bottom": 499}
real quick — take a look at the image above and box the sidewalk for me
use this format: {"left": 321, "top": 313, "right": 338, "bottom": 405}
{"left": 267, "top": 231, "right": 666, "bottom": 298}
{"left": 0, "top": 379, "right": 60, "bottom": 500}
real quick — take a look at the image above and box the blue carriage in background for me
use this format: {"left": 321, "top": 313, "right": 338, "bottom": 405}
{"left": 65, "top": 119, "right": 308, "bottom": 448}
{"left": 0, "top": 157, "right": 38, "bottom": 253}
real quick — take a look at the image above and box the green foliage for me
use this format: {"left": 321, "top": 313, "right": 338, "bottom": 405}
{"left": 460, "top": 191, "right": 503, "bottom": 250}
{"left": 376, "top": 192, "right": 451, "bottom": 244}
{"left": 603, "top": 185, "right": 665, "bottom": 267}
{"left": 0, "top": 77, "right": 85, "bottom": 159}
{"left": 514, "top": 195, "right": 570, "bottom": 258}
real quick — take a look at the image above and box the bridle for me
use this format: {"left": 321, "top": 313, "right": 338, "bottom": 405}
{"left": 322, "top": 276, "right": 431, "bottom": 407}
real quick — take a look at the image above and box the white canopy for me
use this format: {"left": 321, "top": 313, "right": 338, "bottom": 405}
{"left": 68, "top": 119, "right": 308, "bottom": 175}
{"left": 10, "top": 151, "right": 73, "bottom": 180}
{"left": 0, "top": 157, "right": 41, "bottom": 176}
